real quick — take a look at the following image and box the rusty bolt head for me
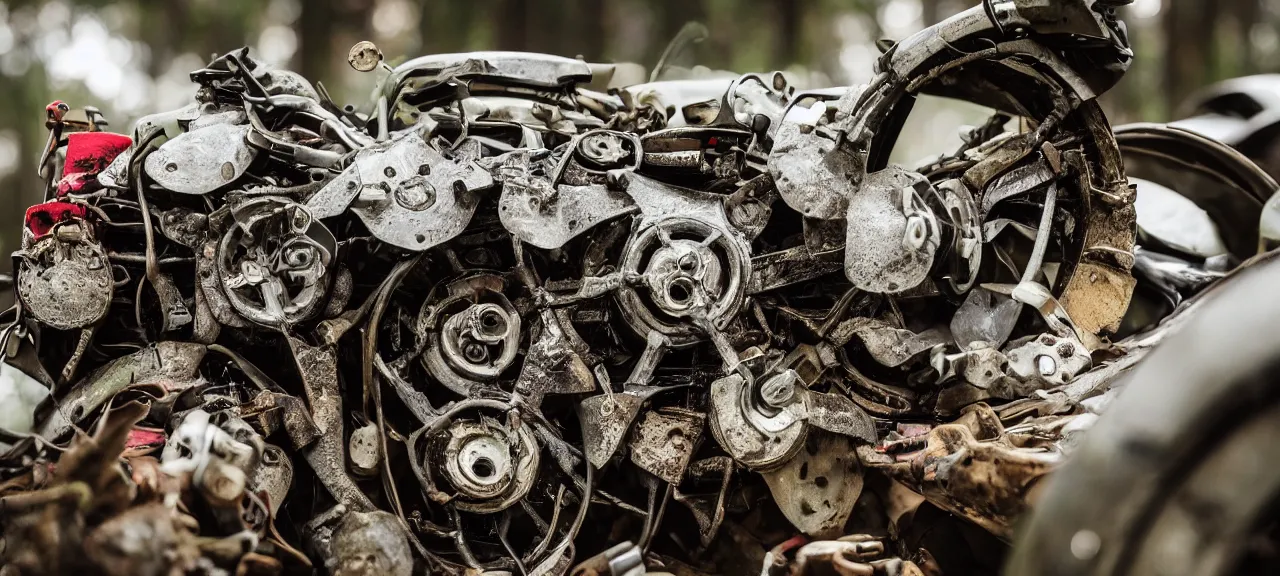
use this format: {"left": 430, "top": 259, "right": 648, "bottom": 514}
{"left": 759, "top": 370, "right": 799, "bottom": 409}
{"left": 347, "top": 41, "right": 384, "bottom": 72}
{"left": 1036, "top": 354, "right": 1057, "bottom": 377}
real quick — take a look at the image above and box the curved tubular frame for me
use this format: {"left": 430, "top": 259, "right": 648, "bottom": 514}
{"left": 826, "top": 1, "right": 1137, "bottom": 338}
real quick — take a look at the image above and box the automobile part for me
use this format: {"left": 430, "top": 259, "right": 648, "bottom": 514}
{"left": 5, "top": 2, "right": 1272, "bottom": 574}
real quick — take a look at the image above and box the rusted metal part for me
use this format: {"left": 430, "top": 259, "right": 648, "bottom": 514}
{"left": 864, "top": 405, "right": 1056, "bottom": 540}
{"left": 495, "top": 131, "right": 643, "bottom": 250}
{"left": 433, "top": 417, "right": 540, "bottom": 513}
{"left": 308, "top": 506, "right": 414, "bottom": 576}
{"left": 144, "top": 123, "right": 257, "bottom": 195}
{"left": 828, "top": 317, "right": 949, "bottom": 368}
{"left": 287, "top": 337, "right": 373, "bottom": 512}
{"left": 252, "top": 443, "right": 293, "bottom": 517}
{"left": 568, "top": 541, "right": 646, "bottom": 576}
{"left": 951, "top": 287, "right": 1022, "bottom": 348}
{"left": 330, "top": 510, "right": 414, "bottom": 576}
{"left": 15, "top": 209, "right": 113, "bottom": 331}
{"left": 1056, "top": 105, "right": 1139, "bottom": 340}
{"left": 418, "top": 273, "right": 523, "bottom": 395}
{"left": 578, "top": 387, "right": 648, "bottom": 469}
{"left": 615, "top": 213, "right": 752, "bottom": 348}
{"left": 196, "top": 240, "right": 250, "bottom": 329}
{"left": 347, "top": 423, "right": 381, "bottom": 478}
{"left": 769, "top": 115, "right": 854, "bottom": 220}
{"left": 306, "top": 130, "right": 494, "bottom": 250}
{"left": 708, "top": 372, "right": 808, "bottom": 470}
{"left": 671, "top": 456, "right": 733, "bottom": 548}
{"left": 216, "top": 197, "right": 338, "bottom": 328}
{"left": 628, "top": 407, "right": 706, "bottom": 484}
{"left": 150, "top": 273, "right": 192, "bottom": 333}
{"left": 4, "top": 3, "right": 1253, "bottom": 572}
{"left": 160, "top": 409, "right": 265, "bottom": 515}
{"left": 513, "top": 310, "right": 596, "bottom": 402}
{"left": 748, "top": 244, "right": 844, "bottom": 294}
{"left": 785, "top": 535, "right": 927, "bottom": 576}
{"left": 844, "top": 166, "right": 941, "bottom": 295}
{"left": 762, "top": 431, "right": 864, "bottom": 538}
{"left": 36, "top": 342, "right": 206, "bottom": 440}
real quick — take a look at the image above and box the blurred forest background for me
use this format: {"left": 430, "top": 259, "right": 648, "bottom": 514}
{"left": 0, "top": 0, "right": 1273, "bottom": 275}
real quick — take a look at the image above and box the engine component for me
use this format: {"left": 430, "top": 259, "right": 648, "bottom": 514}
{"left": 7, "top": 2, "right": 1267, "bottom": 575}
{"left": 616, "top": 216, "right": 751, "bottom": 346}
{"left": 216, "top": 197, "right": 337, "bottom": 328}
{"left": 16, "top": 202, "right": 113, "bottom": 330}
{"left": 409, "top": 413, "right": 540, "bottom": 514}
{"left": 418, "top": 274, "right": 523, "bottom": 394}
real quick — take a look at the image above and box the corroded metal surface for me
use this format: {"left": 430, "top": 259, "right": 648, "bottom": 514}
{"left": 2, "top": 2, "right": 1269, "bottom": 575}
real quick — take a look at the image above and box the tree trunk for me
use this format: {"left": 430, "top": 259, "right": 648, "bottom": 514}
{"left": 497, "top": 0, "right": 530, "bottom": 51}
{"left": 421, "top": 1, "right": 479, "bottom": 55}
{"left": 296, "top": 0, "right": 334, "bottom": 85}
{"left": 528, "top": 0, "right": 568, "bottom": 55}
{"left": 0, "top": 65, "right": 51, "bottom": 302}
{"left": 1162, "top": 0, "right": 1219, "bottom": 114}
{"left": 653, "top": 0, "right": 706, "bottom": 68}
{"left": 1229, "top": 0, "right": 1262, "bottom": 76}
{"left": 579, "top": 0, "right": 606, "bottom": 61}
{"left": 922, "top": 0, "right": 942, "bottom": 26}
{"left": 137, "top": 0, "right": 189, "bottom": 77}
{"left": 773, "top": 0, "right": 802, "bottom": 68}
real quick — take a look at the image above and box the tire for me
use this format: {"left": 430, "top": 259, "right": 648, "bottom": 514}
{"left": 1005, "top": 254, "right": 1280, "bottom": 576}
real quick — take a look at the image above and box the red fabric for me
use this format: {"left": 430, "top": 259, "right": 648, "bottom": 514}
{"left": 125, "top": 427, "right": 168, "bottom": 450}
{"left": 62, "top": 132, "right": 131, "bottom": 176}
{"left": 24, "top": 201, "right": 87, "bottom": 238}
{"left": 56, "top": 132, "right": 132, "bottom": 196}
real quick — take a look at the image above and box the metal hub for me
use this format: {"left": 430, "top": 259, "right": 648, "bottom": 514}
{"left": 617, "top": 217, "right": 750, "bottom": 347}
{"left": 16, "top": 226, "right": 113, "bottom": 331}
{"left": 420, "top": 274, "right": 522, "bottom": 393}
{"left": 644, "top": 238, "right": 725, "bottom": 315}
{"left": 435, "top": 420, "right": 539, "bottom": 513}
{"left": 216, "top": 198, "right": 336, "bottom": 328}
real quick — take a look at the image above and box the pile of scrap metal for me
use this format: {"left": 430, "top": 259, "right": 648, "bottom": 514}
{"left": 2, "top": 1, "right": 1277, "bottom": 575}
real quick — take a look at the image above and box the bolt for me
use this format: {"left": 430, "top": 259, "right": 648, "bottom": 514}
{"left": 1070, "top": 530, "right": 1101, "bottom": 561}
{"left": 677, "top": 252, "right": 698, "bottom": 272}
{"left": 903, "top": 215, "right": 928, "bottom": 250}
{"left": 463, "top": 342, "right": 487, "bottom": 364}
{"left": 393, "top": 178, "right": 435, "bottom": 211}
{"left": 1036, "top": 354, "right": 1057, "bottom": 377}
{"left": 759, "top": 371, "right": 799, "bottom": 409}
